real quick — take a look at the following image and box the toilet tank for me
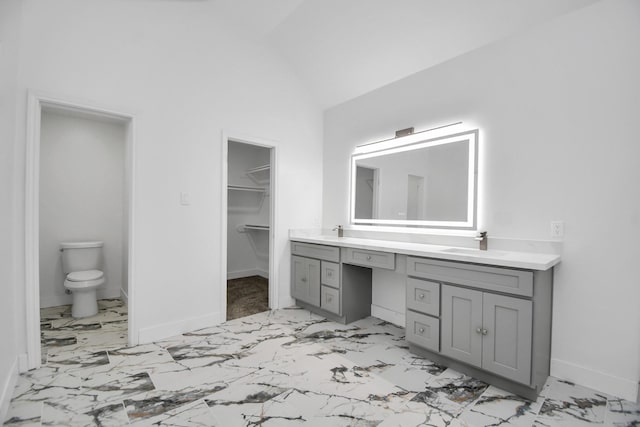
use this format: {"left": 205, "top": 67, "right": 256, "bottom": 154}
{"left": 60, "top": 241, "right": 104, "bottom": 273}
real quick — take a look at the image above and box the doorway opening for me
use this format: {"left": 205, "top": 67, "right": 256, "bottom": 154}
{"left": 25, "top": 92, "right": 136, "bottom": 370}
{"left": 221, "top": 134, "right": 276, "bottom": 322}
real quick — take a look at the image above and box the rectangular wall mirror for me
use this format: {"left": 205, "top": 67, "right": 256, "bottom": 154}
{"left": 350, "top": 128, "right": 478, "bottom": 229}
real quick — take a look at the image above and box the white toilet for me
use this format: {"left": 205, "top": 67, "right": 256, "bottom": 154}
{"left": 60, "top": 241, "right": 106, "bottom": 318}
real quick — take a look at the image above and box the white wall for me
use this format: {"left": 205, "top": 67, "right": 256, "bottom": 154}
{"left": 323, "top": 0, "right": 640, "bottom": 401}
{"left": 10, "top": 0, "right": 323, "bottom": 349}
{"left": 0, "top": 0, "right": 22, "bottom": 419}
{"left": 227, "top": 141, "right": 270, "bottom": 279}
{"left": 39, "top": 110, "right": 126, "bottom": 307}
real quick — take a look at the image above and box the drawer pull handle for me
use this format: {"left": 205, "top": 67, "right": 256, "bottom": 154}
{"left": 418, "top": 328, "right": 425, "bottom": 333}
{"left": 301, "top": 277, "right": 307, "bottom": 283}
{"left": 367, "top": 255, "right": 372, "bottom": 261}
{"left": 476, "top": 327, "right": 482, "bottom": 334}
{"left": 482, "top": 328, "right": 488, "bottom": 335}
{"left": 418, "top": 293, "right": 425, "bottom": 299}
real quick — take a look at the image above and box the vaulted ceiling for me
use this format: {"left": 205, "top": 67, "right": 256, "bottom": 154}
{"left": 207, "top": 0, "right": 599, "bottom": 109}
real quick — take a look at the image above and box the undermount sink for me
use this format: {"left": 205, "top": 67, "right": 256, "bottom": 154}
{"left": 442, "top": 247, "right": 508, "bottom": 257}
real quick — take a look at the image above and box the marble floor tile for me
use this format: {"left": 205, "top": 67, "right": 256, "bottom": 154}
{"left": 534, "top": 377, "right": 610, "bottom": 425}
{"left": 5, "top": 302, "right": 640, "bottom": 427}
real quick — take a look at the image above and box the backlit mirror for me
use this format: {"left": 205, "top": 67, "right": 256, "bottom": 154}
{"left": 350, "top": 128, "right": 478, "bottom": 229}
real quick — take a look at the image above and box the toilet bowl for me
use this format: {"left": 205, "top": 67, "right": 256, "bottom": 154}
{"left": 60, "top": 241, "right": 105, "bottom": 318}
{"left": 64, "top": 270, "right": 105, "bottom": 318}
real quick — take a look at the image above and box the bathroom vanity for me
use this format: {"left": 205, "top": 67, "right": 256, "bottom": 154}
{"left": 289, "top": 234, "right": 559, "bottom": 400}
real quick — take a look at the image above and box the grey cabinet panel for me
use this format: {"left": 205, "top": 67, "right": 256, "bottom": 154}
{"left": 321, "top": 261, "right": 340, "bottom": 289}
{"left": 407, "top": 257, "right": 533, "bottom": 297}
{"left": 321, "top": 285, "right": 340, "bottom": 315}
{"left": 407, "top": 278, "right": 440, "bottom": 317}
{"left": 406, "top": 310, "right": 439, "bottom": 352}
{"left": 441, "top": 285, "right": 483, "bottom": 367}
{"left": 482, "top": 293, "right": 532, "bottom": 384}
{"left": 291, "top": 242, "right": 340, "bottom": 262}
{"left": 342, "top": 247, "right": 395, "bottom": 270}
{"left": 291, "top": 255, "right": 320, "bottom": 306}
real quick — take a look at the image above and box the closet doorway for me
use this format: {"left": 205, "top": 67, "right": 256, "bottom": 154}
{"left": 222, "top": 135, "right": 276, "bottom": 321}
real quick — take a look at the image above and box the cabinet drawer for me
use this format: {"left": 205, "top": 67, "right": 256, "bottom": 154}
{"left": 321, "top": 285, "right": 340, "bottom": 315}
{"left": 407, "top": 278, "right": 439, "bottom": 316}
{"left": 342, "top": 248, "right": 395, "bottom": 270}
{"left": 406, "top": 310, "right": 439, "bottom": 352}
{"left": 407, "top": 257, "right": 533, "bottom": 297}
{"left": 321, "top": 261, "right": 340, "bottom": 288}
{"left": 291, "top": 242, "right": 339, "bottom": 262}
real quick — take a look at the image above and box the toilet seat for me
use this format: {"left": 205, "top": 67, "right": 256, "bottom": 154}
{"left": 67, "top": 269, "right": 104, "bottom": 282}
{"left": 64, "top": 270, "right": 105, "bottom": 290}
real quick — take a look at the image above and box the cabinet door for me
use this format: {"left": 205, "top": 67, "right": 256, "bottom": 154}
{"left": 291, "top": 256, "right": 320, "bottom": 306}
{"left": 482, "top": 293, "right": 532, "bottom": 384}
{"left": 441, "top": 285, "right": 483, "bottom": 367}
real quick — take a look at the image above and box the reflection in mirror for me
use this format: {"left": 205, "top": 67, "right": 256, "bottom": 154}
{"left": 350, "top": 129, "right": 478, "bottom": 229}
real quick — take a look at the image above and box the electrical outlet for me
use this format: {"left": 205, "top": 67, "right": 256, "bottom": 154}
{"left": 550, "top": 221, "right": 564, "bottom": 238}
{"left": 180, "top": 192, "right": 191, "bottom": 206}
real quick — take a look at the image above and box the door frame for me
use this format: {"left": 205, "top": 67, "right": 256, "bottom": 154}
{"left": 25, "top": 90, "right": 138, "bottom": 370}
{"left": 220, "top": 131, "right": 278, "bottom": 321}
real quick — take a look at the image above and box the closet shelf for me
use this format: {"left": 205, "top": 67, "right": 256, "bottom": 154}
{"left": 244, "top": 224, "right": 269, "bottom": 231}
{"left": 245, "top": 164, "right": 270, "bottom": 185}
{"left": 227, "top": 185, "right": 266, "bottom": 193}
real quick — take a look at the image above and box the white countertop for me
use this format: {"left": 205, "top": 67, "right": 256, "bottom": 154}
{"left": 290, "top": 234, "right": 560, "bottom": 271}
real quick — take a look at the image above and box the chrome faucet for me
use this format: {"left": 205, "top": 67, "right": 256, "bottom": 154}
{"left": 475, "top": 231, "right": 488, "bottom": 250}
{"left": 333, "top": 225, "right": 344, "bottom": 238}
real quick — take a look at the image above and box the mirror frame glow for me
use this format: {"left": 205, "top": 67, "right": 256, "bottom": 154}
{"left": 350, "top": 129, "right": 479, "bottom": 229}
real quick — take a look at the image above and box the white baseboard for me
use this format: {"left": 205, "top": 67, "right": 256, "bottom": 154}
{"left": 227, "top": 269, "right": 268, "bottom": 280}
{"left": 18, "top": 354, "right": 28, "bottom": 373}
{"left": 40, "top": 287, "right": 121, "bottom": 308}
{"left": 551, "top": 358, "right": 639, "bottom": 402}
{"left": 40, "top": 293, "right": 72, "bottom": 308}
{"left": 138, "top": 312, "right": 222, "bottom": 344}
{"left": 279, "top": 296, "right": 296, "bottom": 310}
{"left": 371, "top": 304, "right": 405, "bottom": 328}
{"left": 120, "top": 287, "right": 129, "bottom": 306}
{"left": 0, "top": 357, "right": 19, "bottom": 424}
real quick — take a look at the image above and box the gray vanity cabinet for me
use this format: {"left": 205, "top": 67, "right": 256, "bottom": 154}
{"left": 291, "top": 241, "right": 372, "bottom": 324}
{"left": 440, "top": 284, "right": 532, "bottom": 385}
{"left": 407, "top": 256, "right": 553, "bottom": 400}
{"left": 291, "top": 255, "right": 321, "bottom": 306}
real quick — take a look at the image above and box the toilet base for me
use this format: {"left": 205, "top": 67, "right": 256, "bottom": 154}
{"left": 71, "top": 288, "right": 99, "bottom": 318}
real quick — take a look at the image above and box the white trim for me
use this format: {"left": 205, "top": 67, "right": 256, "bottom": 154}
{"left": 371, "top": 304, "right": 405, "bottom": 328}
{"left": 227, "top": 269, "right": 269, "bottom": 280}
{"left": 221, "top": 131, "right": 280, "bottom": 322}
{"left": 18, "top": 354, "right": 28, "bottom": 373}
{"left": 0, "top": 357, "right": 19, "bottom": 424}
{"left": 551, "top": 357, "right": 639, "bottom": 402}
{"left": 25, "top": 92, "right": 41, "bottom": 370}
{"left": 138, "top": 312, "right": 221, "bottom": 344}
{"left": 24, "top": 90, "right": 138, "bottom": 370}
{"left": 120, "top": 287, "right": 129, "bottom": 306}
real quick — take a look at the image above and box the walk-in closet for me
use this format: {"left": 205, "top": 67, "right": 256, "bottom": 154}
{"left": 226, "top": 140, "right": 271, "bottom": 320}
